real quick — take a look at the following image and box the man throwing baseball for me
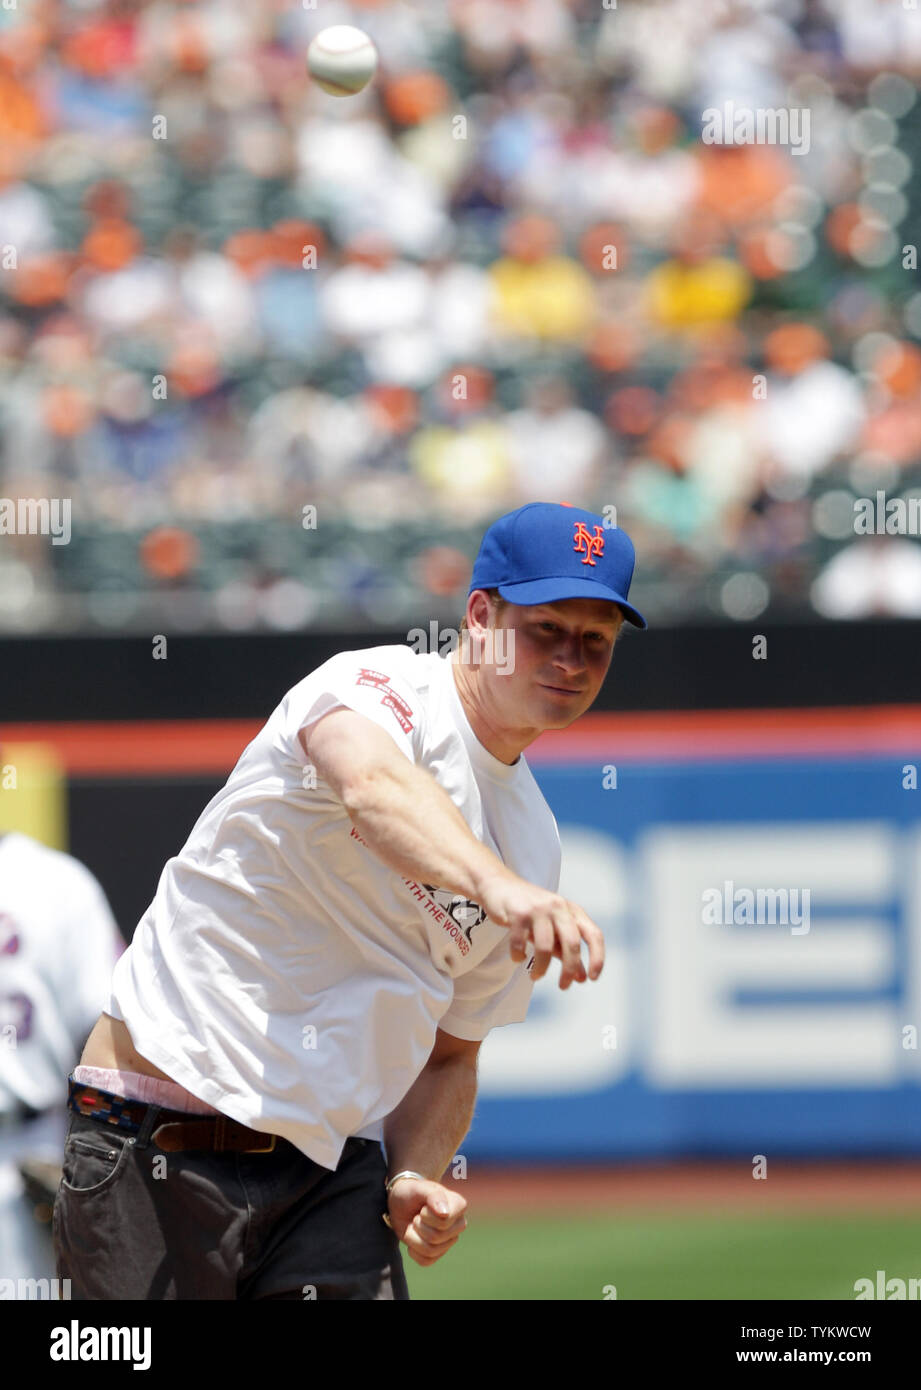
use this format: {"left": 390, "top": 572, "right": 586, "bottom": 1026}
{"left": 53, "top": 501, "right": 645, "bottom": 1300}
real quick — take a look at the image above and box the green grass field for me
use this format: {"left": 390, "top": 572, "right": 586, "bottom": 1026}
{"left": 404, "top": 1210, "right": 921, "bottom": 1300}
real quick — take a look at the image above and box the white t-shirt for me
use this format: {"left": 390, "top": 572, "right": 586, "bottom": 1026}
{"left": 108, "top": 645, "right": 561, "bottom": 1170}
{"left": 0, "top": 832, "right": 124, "bottom": 1115}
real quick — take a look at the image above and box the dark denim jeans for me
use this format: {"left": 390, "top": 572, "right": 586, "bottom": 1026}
{"left": 53, "top": 1103, "right": 409, "bottom": 1300}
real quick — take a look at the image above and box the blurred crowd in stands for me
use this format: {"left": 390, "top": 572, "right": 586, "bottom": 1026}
{"left": 2, "top": 0, "right": 921, "bottom": 632}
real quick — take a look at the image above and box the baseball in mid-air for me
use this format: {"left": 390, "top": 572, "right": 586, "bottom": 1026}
{"left": 307, "top": 25, "right": 378, "bottom": 97}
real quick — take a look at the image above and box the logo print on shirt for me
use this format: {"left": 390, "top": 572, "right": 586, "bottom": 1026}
{"left": 356, "top": 668, "right": 391, "bottom": 689}
{"left": 355, "top": 669, "right": 415, "bottom": 734}
{"left": 572, "top": 521, "right": 604, "bottom": 566}
{"left": 422, "top": 886, "right": 488, "bottom": 947}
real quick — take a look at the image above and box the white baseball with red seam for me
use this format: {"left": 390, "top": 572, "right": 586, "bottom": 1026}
{"left": 307, "top": 25, "right": 378, "bottom": 97}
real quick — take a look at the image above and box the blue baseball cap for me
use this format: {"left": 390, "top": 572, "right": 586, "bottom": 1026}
{"left": 468, "top": 502, "right": 647, "bottom": 629}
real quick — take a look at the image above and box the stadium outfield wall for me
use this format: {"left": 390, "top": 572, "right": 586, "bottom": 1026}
{"left": 1, "top": 617, "right": 919, "bottom": 721}
{"left": 478, "top": 709, "right": 921, "bottom": 1159}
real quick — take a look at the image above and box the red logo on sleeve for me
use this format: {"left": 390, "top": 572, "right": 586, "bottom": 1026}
{"left": 355, "top": 669, "right": 415, "bottom": 733}
{"left": 356, "top": 668, "right": 392, "bottom": 689}
{"left": 381, "top": 691, "right": 414, "bottom": 733}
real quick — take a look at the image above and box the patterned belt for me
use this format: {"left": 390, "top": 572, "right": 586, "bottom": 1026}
{"left": 67, "top": 1079, "right": 277, "bottom": 1153}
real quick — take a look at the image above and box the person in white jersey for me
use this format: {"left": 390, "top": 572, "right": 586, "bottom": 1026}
{"left": 0, "top": 827, "right": 123, "bottom": 1295}
{"left": 53, "top": 501, "right": 646, "bottom": 1301}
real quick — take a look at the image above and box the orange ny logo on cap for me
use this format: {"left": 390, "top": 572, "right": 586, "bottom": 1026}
{"left": 572, "top": 521, "right": 604, "bottom": 566}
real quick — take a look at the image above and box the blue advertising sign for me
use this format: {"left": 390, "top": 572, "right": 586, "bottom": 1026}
{"left": 471, "top": 725, "right": 921, "bottom": 1159}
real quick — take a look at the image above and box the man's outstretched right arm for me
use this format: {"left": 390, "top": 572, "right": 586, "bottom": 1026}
{"left": 300, "top": 708, "right": 603, "bottom": 988}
